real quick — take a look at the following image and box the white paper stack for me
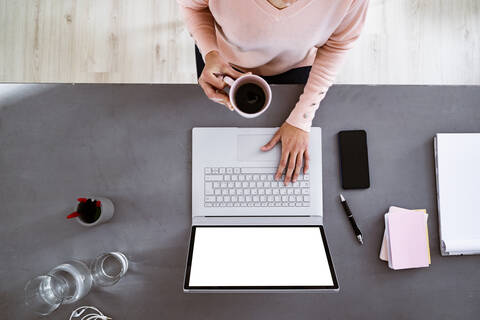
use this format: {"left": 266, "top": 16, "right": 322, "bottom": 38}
{"left": 435, "top": 133, "right": 480, "bottom": 255}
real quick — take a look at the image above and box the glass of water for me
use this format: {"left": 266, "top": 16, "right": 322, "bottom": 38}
{"left": 47, "top": 259, "right": 93, "bottom": 304}
{"left": 24, "top": 275, "right": 70, "bottom": 315}
{"left": 25, "top": 252, "right": 128, "bottom": 315}
{"left": 90, "top": 252, "right": 129, "bottom": 287}
{"left": 25, "top": 259, "right": 93, "bottom": 315}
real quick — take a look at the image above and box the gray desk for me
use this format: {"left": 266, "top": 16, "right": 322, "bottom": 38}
{"left": 1, "top": 84, "right": 479, "bottom": 319}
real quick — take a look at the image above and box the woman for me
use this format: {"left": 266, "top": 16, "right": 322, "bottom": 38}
{"left": 178, "top": 0, "right": 369, "bottom": 185}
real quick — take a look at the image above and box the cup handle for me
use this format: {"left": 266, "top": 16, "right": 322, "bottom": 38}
{"left": 222, "top": 76, "right": 235, "bottom": 87}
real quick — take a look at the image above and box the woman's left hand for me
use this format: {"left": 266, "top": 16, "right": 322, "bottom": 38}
{"left": 261, "top": 122, "right": 310, "bottom": 185}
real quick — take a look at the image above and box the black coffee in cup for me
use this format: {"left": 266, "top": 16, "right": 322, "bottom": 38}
{"left": 234, "top": 83, "right": 266, "bottom": 114}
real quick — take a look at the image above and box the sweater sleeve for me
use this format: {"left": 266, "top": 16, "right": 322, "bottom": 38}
{"left": 177, "top": 0, "right": 218, "bottom": 59}
{"left": 286, "top": 0, "right": 369, "bottom": 132}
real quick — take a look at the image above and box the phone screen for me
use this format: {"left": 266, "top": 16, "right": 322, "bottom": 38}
{"left": 338, "top": 130, "right": 370, "bottom": 189}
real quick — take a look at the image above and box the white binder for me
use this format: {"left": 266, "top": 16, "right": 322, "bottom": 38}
{"left": 434, "top": 133, "right": 480, "bottom": 255}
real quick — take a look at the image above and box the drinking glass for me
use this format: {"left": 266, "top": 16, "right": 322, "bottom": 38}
{"left": 25, "top": 252, "right": 128, "bottom": 315}
{"left": 24, "top": 275, "right": 70, "bottom": 315}
{"left": 90, "top": 252, "right": 129, "bottom": 287}
{"left": 47, "top": 259, "right": 93, "bottom": 304}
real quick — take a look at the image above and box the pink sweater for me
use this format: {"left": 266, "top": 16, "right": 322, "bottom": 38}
{"left": 178, "top": 0, "right": 369, "bottom": 132}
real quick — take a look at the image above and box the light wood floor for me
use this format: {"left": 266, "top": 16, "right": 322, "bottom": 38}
{"left": 1, "top": 0, "right": 479, "bottom": 84}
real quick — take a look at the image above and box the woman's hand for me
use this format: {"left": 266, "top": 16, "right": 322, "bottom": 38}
{"left": 198, "top": 50, "right": 245, "bottom": 111}
{"left": 261, "top": 122, "right": 310, "bottom": 185}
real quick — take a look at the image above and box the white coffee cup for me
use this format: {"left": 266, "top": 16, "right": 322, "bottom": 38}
{"left": 223, "top": 74, "right": 272, "bottom": 118}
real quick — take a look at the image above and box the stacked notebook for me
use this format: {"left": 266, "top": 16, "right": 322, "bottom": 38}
{"left": 379, "top": 206, "right": 431, "bottom": 270}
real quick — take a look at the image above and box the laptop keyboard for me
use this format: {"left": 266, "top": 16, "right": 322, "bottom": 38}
{"left": 204, "top": 167, "right": 310, "bottom": 207}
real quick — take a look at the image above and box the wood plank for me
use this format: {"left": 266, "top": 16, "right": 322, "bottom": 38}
{"left": 0, "top": 0, "right": 479, "bottom": 84}
{"left": 0, "top": 0, "right": 196, "bottom": 83}
{"left": 337, "top": 0, "right": 480, "bottom": 84}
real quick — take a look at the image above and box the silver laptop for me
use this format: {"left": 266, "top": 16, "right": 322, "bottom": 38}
{"left": 184, "top": 127, "right": 338, "bottom": 292}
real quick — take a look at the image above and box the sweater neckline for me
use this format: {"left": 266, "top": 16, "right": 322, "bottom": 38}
{"left": 254, "top": 0, "right": 314, "bottom": 19}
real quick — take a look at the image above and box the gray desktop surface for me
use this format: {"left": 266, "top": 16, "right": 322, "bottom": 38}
{"left": 1, "top": 84, "right": 479, "bottom": 319}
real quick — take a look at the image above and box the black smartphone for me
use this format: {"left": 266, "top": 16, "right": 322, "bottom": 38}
{"left": 338, "top": 130, "right": 370, "bottom": 189}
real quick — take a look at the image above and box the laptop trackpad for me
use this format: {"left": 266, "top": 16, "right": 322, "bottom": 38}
{"left": 237, "top": 134, "right": 281, "bottom": 162}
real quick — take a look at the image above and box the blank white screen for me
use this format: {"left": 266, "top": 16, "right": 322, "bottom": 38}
{"left": 188, "top": 227, "right": 334, "bottom": 287}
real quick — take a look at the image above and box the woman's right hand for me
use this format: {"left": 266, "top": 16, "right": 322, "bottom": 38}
{"left": 198, "top": 50, "right": 245, "bottom": 111}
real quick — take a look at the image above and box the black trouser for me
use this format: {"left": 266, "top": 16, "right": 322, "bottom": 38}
{"left": 195, "top": 46, "right": 311, "bottom": 85}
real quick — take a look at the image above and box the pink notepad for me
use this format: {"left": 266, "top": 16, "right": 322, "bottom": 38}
{"left": 380, "top": 207, "right": 431, "bottom": 264}
{"left": 386, "top": 210, "right": 429, "bottom": 270}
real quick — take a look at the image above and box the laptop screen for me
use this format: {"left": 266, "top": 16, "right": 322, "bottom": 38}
{"left": 184, "top": 226, "right": 338, "bottom": 290}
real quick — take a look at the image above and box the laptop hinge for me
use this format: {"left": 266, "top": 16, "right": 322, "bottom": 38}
{"left": 192, "top": 215, "right": 323, "bottom": 226}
